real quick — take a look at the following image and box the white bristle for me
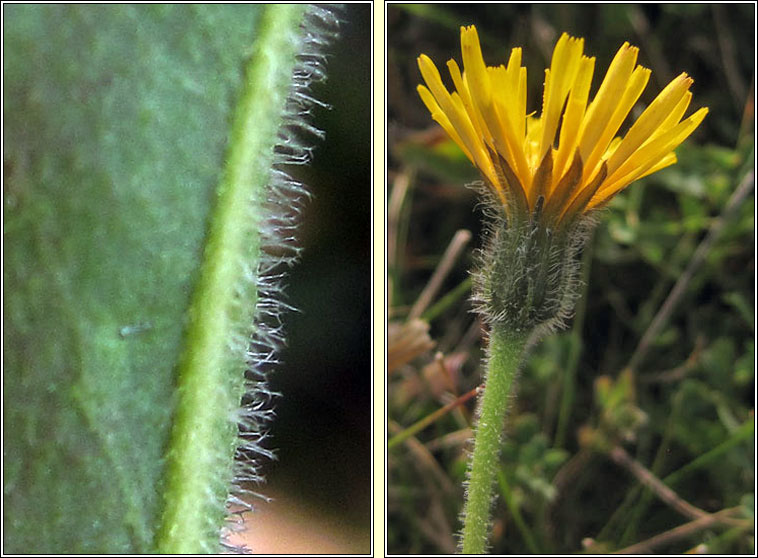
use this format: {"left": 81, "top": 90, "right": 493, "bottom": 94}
{"left": 220, "top": 4, "right": 343, "bottom": 551}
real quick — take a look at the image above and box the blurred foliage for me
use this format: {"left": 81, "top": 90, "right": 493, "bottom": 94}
{"left": 388, "top": 3, "right": 754, "bottom": 555}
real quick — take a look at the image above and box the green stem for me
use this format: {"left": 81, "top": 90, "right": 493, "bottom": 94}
{"left": 154, "top": 4, "right": 308, "bottom": 553}
{"left": 461, "top": 327, "right": 529, "bottom": 554}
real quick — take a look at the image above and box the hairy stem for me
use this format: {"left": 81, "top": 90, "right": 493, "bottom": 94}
{"left": 155, "top": 4, "right": 308, "bottom": 553}
{"left": 461, "top": 327, "right": 529, "bottom": 554}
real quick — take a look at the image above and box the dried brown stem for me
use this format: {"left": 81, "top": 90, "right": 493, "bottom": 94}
{"left": 612, "top": 506, "right": 748, "bottom": 554}
{"left": 609, "top": 446, "right": 709, "bottom": 521}
{"left": 389, "top": 421, "right": 456, "bottom": 495}
{"left": 388, "top": 423, "right": 458, "bottom": 554}
{"left": 388, "top": 167, "right": 413, "bottom": 273}
{"left": 388, "top": 385, "right": 481, "bottom": 449}
{"left": 639, "top": 335, "right": 705, "bottom": 384}
{"left": 408, "top": 229, "right": 472, "bottom": 320}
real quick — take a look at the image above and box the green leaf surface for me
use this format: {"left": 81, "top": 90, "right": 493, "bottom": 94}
{"left": 3, "top": 4, "right": 314, "bottom": 553}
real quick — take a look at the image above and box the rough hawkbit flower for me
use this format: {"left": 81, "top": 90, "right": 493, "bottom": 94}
{"left": 417, "top": 27, "right": 707, "bottom": 336}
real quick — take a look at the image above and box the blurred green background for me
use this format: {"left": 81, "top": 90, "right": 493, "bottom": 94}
{"left": 388, "top": 3, "right": 753, "bottom": 555}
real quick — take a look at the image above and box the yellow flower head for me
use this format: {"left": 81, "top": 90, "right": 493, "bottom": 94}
{"left": 418, "top": 27, "right": 708, "bottom": 228}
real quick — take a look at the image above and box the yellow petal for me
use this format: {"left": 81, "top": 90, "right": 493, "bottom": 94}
{"left": 554, "top": 55, "right": 595, "bottom": 191}
{"left": 637, "top": 152, "right": 678, "bottom": 179}
{"left": 416, "top": 28, "right": 708, "bottom": 224}
{"left": 539, "top": 33, "right": 584, "bottom": 161}
{"left": 579, "top": 43, "right": 639, "bottom": 164}
{"left": 460, "top": 26, "right": 492, "bottom": 108}
{"left": 417, "top": 55, "right": 492, "bottom": 178}
{"left": 644, "top": 89, "right": 692, "bottom": 146}
{"left": 583, "top": 65, "right": 650, "bottom": 183}
{"left": 447, "top": 59, "right": 491, "bottom": 150}
{"left": 606, "top": 73, "right": 692, "bottom": 177}
{"left": 417, "top": 84, "right": 475, "bottom": 163}
{"left": 513, "top": 59, "right": 527, "bottom": 142}
{"left": 460, "top": 28, "right": 530, "bottom": 188}
{"left": 459, "top": 26, "right": 497, "bottom": 149}
{"left": 593, "top": 107, "right": 709, "bottom": 203}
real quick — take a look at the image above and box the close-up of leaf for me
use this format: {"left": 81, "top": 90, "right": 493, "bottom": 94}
{"left": 3, "top": 4, "right": 364, "bottom": 554}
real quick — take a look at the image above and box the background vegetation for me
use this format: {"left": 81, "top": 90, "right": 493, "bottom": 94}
{"left": 387, "top": 4, "right": 754, "bottom": 554}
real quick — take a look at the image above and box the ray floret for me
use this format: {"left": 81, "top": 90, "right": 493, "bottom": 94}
{"left": 418, "top": 27, "right": 708, "bottom": 229}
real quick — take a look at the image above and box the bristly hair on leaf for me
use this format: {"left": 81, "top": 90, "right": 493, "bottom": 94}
{"left": 222, "top": 4, "right": 343, "bottom": 551}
